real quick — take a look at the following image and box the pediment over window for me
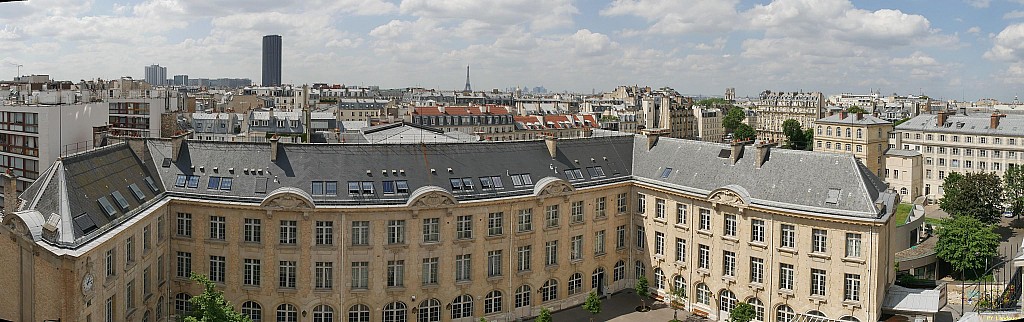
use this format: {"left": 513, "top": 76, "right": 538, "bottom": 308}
{"left": 406, "top": 186, "right": 458, "bottom": 208}
{"left": 533, "top": 176, "right": 575, "bottom": 197}
{"left": 708, "top": 185, "right": 751, "bottom": 208}
{"left": 261, "top": 187, "right": 315, "bottom": 211}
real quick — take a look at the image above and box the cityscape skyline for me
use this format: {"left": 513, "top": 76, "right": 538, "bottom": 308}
{"left": 2, "top": 0, "right": 1024, "bottom": 100}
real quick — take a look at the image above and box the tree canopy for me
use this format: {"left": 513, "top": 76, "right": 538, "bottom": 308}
{"left": 537, "top": 308, "right": 553, "bottom": 322}
{"left": 583, "top": 291, "right": 602, "bottom": 320}
{"left": 781, "top": 119, "right": 811, "bottom": 150}
{"left": 940, "top": 171, "right": 1005, "bottom": 223}
{"left": 1006, "top": 164, "right": 1024, "bottom": 217}
{"left": 723, "top": 107, "right": 746, "bottom": 133}
{"left": 696, "top": 97, "right": 731, "bottom": 107}
{"left": 845, "top": 106, "right": 868, "bottom": 114}
{"left": 184, "top": 273, "right": 252, "bottom": 322}
{"left": 733, "top": 124, "right": 756, "bottom": 141}
{"left": 729, "top": 302, "right": 757, "bottom": 322}
{"left": 935, "top": 215, "right": 1000, "bottom": 274}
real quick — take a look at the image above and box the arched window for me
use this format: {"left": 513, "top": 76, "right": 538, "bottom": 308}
{"left": 840, "top": 316, "right": 860, "bottom": 322}
{"left": 568, "top": 273, "right": 583, "bottom": 295}
{"left": 313, "top": 305, "right": 334, "bottom": 322}
{"left": 836, "top": 127, "right": 842, "bottom": 136}
{"left": 695, "top": 283, "right": 711, "bottom": 305}
{"left": 142, "top": 310, "right": 151, "bottom": 322}
{"left": 175, "top": 293, "right": 192, "bottom": 316}
{"left": 776, "top": 305, "right": 795, "bottom": 322}
{"left": 348, "top": 304, "right": 370, "bottom": 322}
{"left": 156, "top": 297, "right": 165, "bottom": 319}
{"left": 634, "top": 260, "right": 645, "bottom": 279}
{"left": 515, "top": 285, "right": 532, "bottom": 308}
{"left": 817, "top": 126, "right": 822, "bottom": 135}
{"left": 241, "top": 301, "right": 263, "bottom": 322}
{"left": 856, "top": 129, "right": 863, "bottom": 139}
{"left": 719, "top": 290, "right": 737, "bottom": 313}
{"left": 900, "top": 187, "right": 908, "bottom": 195}
{"left": 542, "top": 279, "right": 559, "bottom": 302}
{"left": 417, "top": 299, "right": 440, "bottom": 322}
{"left": 846, "top": 128, "right": 851, "bottom": 137}
{"left": 807, "top": 310, "right": 828, "bottom": 322}
{"left": 484, "top": 290, "right": 502, "bottom": 314}
{"left": 747, "top": 298, "right": 764, "bottom": 322}
{"left": 383, "top": 302, "right": 407, "bottom": 322}
{"left": 592, "top": 267, "right": 606, "bottom": 290}
{"left": 613, "top": 261, "right": 625, "bottom": 281}
{"left": 654, "top": 268, "right": 665, "bottom": 290}
{"left": 277, "top": 304, "right": 298, "bottom": 322}
{"left": 451, "top": 295, "right": 472, "bottom": 319}
{"left": 673, "top": 275, "right": 686, "bottom": 296}
{"left": 826, "top": 127, "right": 832, "bottom": 136}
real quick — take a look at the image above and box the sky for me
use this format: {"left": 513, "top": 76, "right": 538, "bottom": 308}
{"left": 1, "top": 0, "right": 1023, "bottom": 101}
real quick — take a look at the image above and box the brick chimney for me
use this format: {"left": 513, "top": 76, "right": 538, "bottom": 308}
{"left": 270, "top": 135, "right": 280, "bottom": 162}
{"left": 3, "top": 169, "right": 17, "bottom": 213}
{"left": 730, "top": 140, "right": 746, "bottom": 165}
{"left": 544, "top": 135, "right": 557, "bottom": 158}
{"left": 754, "top": 141, "right": 777, "bottom": 168}
{"left": 641, "top": 128, "right": 669, "bottom": 150}
{"left": 856, "top": 112, "right": 863, "bottom": 121}
{"left": 991, "top": 113, "right": 1002, "bottom": 129}
{"left": 936, "top": 111, "right": 947, "bottom": 127}
{"left": 839, "top": 111, "right": 847, "bottom": 120}
{"left": 170, "top": 132, "right": 187, "bottom": 162}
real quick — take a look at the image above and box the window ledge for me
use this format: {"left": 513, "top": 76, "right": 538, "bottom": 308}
{"left": 349, "top": 288, "right": 369, "bottom": 293}
{"left": 517, "top": 270, "right": 532, "bottom": 277}
{"left": 696, "top": 230, "right": 713, "bottom": 237}
{"left": 383, "top": 243, "right": 408, "bottom": 250}
{"left": 569, "top": 220, "right": 585, "bottom": 227}
{"left": 748, "top": 241, "right": 768, "bottom": 249}
{"left": 673, "top": 224, "right": 689, "bottom": 230}
{"left": 594, "top": 252, "right": 607, "bottom": 258}
{"left": 241, "top": 241, "right": 263, "bottom": 247}
{"left": 808, "top": 252, "right": 831, "bottom": 260}
{"left": 349, "top": 244, "right": 372, "bottom": 249}
{"left": 809, "top": 296, "right": 827, "bottom": 304}
{"left": 777, "top": 247, "right": 798, "bottom": 255}
{"left": 842, "top": 300, "right": 862, "bottom": 308}
{"left": 594, "top": 215, "right": 608, "bottom": 222}
{"left": 721, "top": 236, "right": 739, "bottom": 243}
{"left": 841, "top": 257, "right": 865, "bottom": 264}
{"left": 748, "top": 282, "right": 764, "bottom": 291}
{"left": 313, "top": 288, "right": 334, "bottom": 293}
{"left": 777, "top": 289, "right": 794, "bottom": 298}
{"left": 653, "top": 218, "right": 668, "bottom": 225}
{"left": 543, "top": 226, "right": 560, "bottom": 232}
{"left": 454, "top": 238, "right": 474, "bottom": 244}
{"left": 455, "top": 280, "right": 473, "bottom": 286}
{"left": 487, "top": 276, "right": 504, "bottom": 282}
{"left": 721, "top": 276, "right": 737, "bottom": 284}
{"left": 515, "top": 230, "right": 534, "bottom": 236}
{"left": 485, "top": 234, "right": 504, "bottom": 240}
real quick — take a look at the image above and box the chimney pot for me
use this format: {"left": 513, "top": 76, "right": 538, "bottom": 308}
{"left": 730, "top": 141, "right": 746, "bottom": 165}
{"left": 936, "top": 111, "right": 947, "bottom": 127}
{"left": 856, "top": 112, "right": 863, "bottom": 120}
{"left": 991, "top": 113, "right": 1001, "bottom": 129}
{"left": 544, "top": 135, "right": 558, "bottom": 158}
{"left": 754, "top": 142, "right": 777, "bottom": 168}
{"left": 269, "top": 135, "right": 280, "bottom": 162}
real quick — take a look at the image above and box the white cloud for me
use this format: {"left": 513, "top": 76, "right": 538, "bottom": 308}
{"left": 600, "top": 0, "right": 739, "bottom": 35}
{"left": 1005, "top": 10, "right": 1024, "bottom": 20}
{"left": 964, "top": 0, "right": 991, "bottom": 8}
{"left": 399, "top": 0, "right": 577, "bottom": 32}
{"left": 891, "top": 51, "right": 939, "bottom": 66}
{"left": 967, "top": 26, "right": 982, "bottom": 34}
{"left": 985, "top": 23, "right": 1024, "bottom": 61}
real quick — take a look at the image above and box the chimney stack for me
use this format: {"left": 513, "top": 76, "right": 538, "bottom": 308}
{"left": 641, "top": 128, "right": 669, "bottom": 150}
{"left": 730, "top": 140, "right": 747, "bottom": 165}
{"left": 936, "top": 111, "right": 947, "bottom": 127}
{"left": 856, "top": 112, "right": 863, "bottom": 121}
{"left": 754, "top": 141, "right": 777, "bottom": 168}
{"left": 270, "top": 135, "right": 280, "bottom": 162}
{"left": 544, "top": 135, "right": 557, "bottom": 159}
{"left": 839, "top": 111, "right": 847, "bottom": 120}
{"left": 438, "top": 105, "right": 446, "bottom": 114}
{"left": 991, "top": 113, "right": 1002, "bottom": 129}
{"left": 3, "top": 169, "right": 18, "bottom": 213}
{"left": 170, "top": 132, "right": 187, "bottom": 162}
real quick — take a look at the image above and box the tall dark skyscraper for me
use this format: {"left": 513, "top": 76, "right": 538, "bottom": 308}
{"left": 262, "top": 35, "right": 282, "bottom": 86}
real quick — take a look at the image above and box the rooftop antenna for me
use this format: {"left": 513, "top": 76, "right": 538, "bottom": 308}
{"left": 6, "top": 62, "right": 23, "bottom": 80}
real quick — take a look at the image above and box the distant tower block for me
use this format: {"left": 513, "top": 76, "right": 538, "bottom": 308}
{"left": 725, "top": 87, "right": 736, "bottom": 101}
{"left": 464, "top": 65, "right": 472, "bottom": 92}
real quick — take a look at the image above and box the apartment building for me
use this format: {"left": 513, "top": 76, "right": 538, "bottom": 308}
{"left": 755, "top": 91, "right": 825, "bottom": 143}
{"left": 106, "top": 89, "right": 181, "bottom": 138}
{"left": 410, "top": 105, "right": 515, "bottom": 141}
{"left": 884, "top": 149, "right": 924, "bottom": 201}
{"left": 693, "top": 106, "right": 725, "bottom": 142}
{"left": 191, "top": 113, "right": 241, "bottom": 142}
{"left": 338, "top": 98, "right": 387, "bottom": 122}
{"left": 812, "top": 112, "right": 894, "bottom": 177}
{"left": 0, "top": 132, "right": 908, "bottom": 322}
{"left": 512, "top": 114, "right": 598, "bottom": 140}
{"left": 891, "top": 111, "right": 1024, "bottom": 199}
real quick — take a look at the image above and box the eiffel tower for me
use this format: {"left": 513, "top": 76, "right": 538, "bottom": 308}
{"left": 463, "top": 65, "right": 472, "bottom": 92}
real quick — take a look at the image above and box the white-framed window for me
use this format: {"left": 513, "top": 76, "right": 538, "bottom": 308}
{"left": 698, "top": 208, "right": 711, "bottom": 231}
{"left": 811, "top": 269, "right": 827, "bottom": 296}
{"left": 812, "top": 229, "right": 827, "bottom": 253}
{"left": 845, "top": 273, "right": 861, "bottom": 301}
{"left": 846, "top": 233, "right": 862, "bottom": 258}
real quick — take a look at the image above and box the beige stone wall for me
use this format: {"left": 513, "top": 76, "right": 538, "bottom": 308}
{"left": 894, "top": 129, "right": 1024, "bottom": 199}
{"left": 813, "top": 121, "right": 893, "bottom": 177}
{"left": 885, "top": 154, "right": 923, "bottom": 201}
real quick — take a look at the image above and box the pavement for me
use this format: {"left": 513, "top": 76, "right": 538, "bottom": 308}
{"left": 523, "top": 290, "right": 693, "bottom": 322}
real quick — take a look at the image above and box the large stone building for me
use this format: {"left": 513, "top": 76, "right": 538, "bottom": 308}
{"left": 755, "top": 91, "right": 825, "bottom": 143}
{"left": 890, "top": 110, "right": 1024, "bottom": 199}
{"left": 0, "top": 132, "right": 905, "bottom": 322}
{"left": 812, "top": 112, "right": 894, "bottom": 177}
{"left": 410, "top": 105, "right": 515, "bottom": 141}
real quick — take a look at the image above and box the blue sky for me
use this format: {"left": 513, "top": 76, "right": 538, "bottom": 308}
{"left": 0, "top": 0, "right": 1022, "bottom": 101}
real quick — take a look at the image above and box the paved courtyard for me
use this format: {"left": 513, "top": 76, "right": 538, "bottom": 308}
{"left": 522, "top": 290, "right": 695, "bottom": 322}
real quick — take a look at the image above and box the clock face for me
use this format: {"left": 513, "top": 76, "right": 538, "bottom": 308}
{"left": 82, "top": 274, "right": 94, "bottom": 295}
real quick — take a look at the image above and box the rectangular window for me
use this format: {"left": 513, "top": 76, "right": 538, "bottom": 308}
{"left": 655, "top": 198, "right": 665, "bottom": 219}
{"left": 676, "top": 204, "right": 687, "bottom": 225}
{"left": 143, "top": 225, "right": 151, "bottom": 251}
{"left": 315, "top": 221, "right": 334, "bottom": 245}
{"left": 125, "top": 279, "right": 135, "bottom": 311}
{"left": 723, "top": 250, "right": 736, "bottom": 277}
{"left": 616, "top": 225, "right": 626, "bottom": 249}
{"left": 125, "top": 236, "right": 135, "bottom": 265}
{"left": 487, "top": 250, "right": 503, "bottom": 277}
{"left": 315, "top": 262, "right": 333, "bottom": 289}
{"left": 244, "top": 218, "right": 261, "bottom": 243}
{"left": 571, "top": 235, "right": 583, "bottom": 261}
{"left": 456, "top": 215, "right": 473, "bottom": 239}
{"left": 209, "top": 216, "right": 225, "bottom": 240}
{"left": 209, "top": 255, "right": 225, "bottom": 283}
{"left": 351, "top": 221, "right": 369, "bottom": 246}
{"left": 176, "top": 251, "right": 191, "bottom": 278}
{"left": 812, "top": 229, "right": 827, "bottom": 253}
{"left": 386, "top": 260, "right": 405, "bottom": 287}
{"left": 517, "top": 245, "right": 532, "bottom": 272}
{"left": 811, "top": 269, "right": 827, "bottom": 296}
{"left": 143, "top": 267, "right": 151, "bottom": 297}
{"left": 106, "top": 248, "right": 116, "bottom": 277}
{"left": 488, "top": 212, "right": 504, "bottom": 236}
{"left": 545, "top": 205, "right": 559, "bottom": 228}
{"left": 751, "top": 219, "right": 765, "bottom": 243}
{"left": 635, "top": 225, "right": 645, "bottom": 249}
{"left": 675, "top": 238, "right": 686, "bottom": 262}
{"left": 279, "top": 220, "right": 297, "bottom": 245}
{"left": 422, "top": 257, "right": 439, "bottom": 285}
{"left": 158, "top": 214, "right": 165, "bottom": 241}
{"left": 595, "top": 230, "right": 606, "bottom": 255}
{"left": 387, "top": 220, "right": 406, "bottom": 244}
{"left": 723, "top": 214, "right": 737, "bottom": 237}
{"left": 571, "top": 201, "right": 584, "bottom": 223}
{"left": 351, "top": 262, "right": 368, "bottom": 289}
{"left": 176, "top": 212, "right": 192, "bottom": 237}
{"left": 595, "top": 197, "right": 607, "bottom": 218}
{"left": 637, "top": 193, "right": 646, "bottom": 214}
{"left": 279, "top": 261, "right": 297, "bottom": 288}
{"left": 845, "top": 273, "right": 861, "bottom": 301}
{"left": 545, "top": 240, "right": 558, "bottom": 266}
{"left": 517, "top": 209, "right": 533, "bottom": 232}
{"left": 617, "top": 193, "right": 628, "bottom": 213}
{"left": 455, "top": 254, "right": 471, "bottom": 281}
{"left": 243, "top": 259, "right": 261, "bottom": 286}
{"left": 422, "top": 218, "right": 440, "bottom": 243}
{"left": 846, "top": 233, "right": 862, "bottom": 258}
{"left": 698, "top": 208, "right": 711, "bottom": 231}
{"left": 698, "top": 244, "right": 710, "bottom": 269}
{"left": 654, "top": 232, "right": 665, "bottom": 255}
{"left": 750, "top": 257, "right": 764, "bottom": 284}
{"left": 780, "top": 224, "right": 796, "bottom": 248}
{"left": 779, "top": 263, "right": 794, "bottom": 290}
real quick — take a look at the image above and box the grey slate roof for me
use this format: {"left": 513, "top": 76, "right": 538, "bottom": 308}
{"left": 816, "top": 113, "right": 892, "bottom": 125}
{"left": 896, "top": 113, "right": 1024, "bottom": 136}
{"left": 885, "top": 149, "right": 922, "bottom": 157}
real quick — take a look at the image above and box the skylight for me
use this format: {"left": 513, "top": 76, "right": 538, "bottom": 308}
{"left": 395, "top": 180, "right": 409, "bottom": 193}
{"left": 97, "top": 197, "right": 117, "bottom": 217}
{"left": 660, "top": 167, "right": 673, "bottom": 179}
{"left": 144, "top": 177, "right": 160, "bottom": 193}
{"left": 255, "top": 177, "right": 268, "bottom": 194}
{"left": 825, "top": 188, "right": 841, "bottom": 205}
{"left": 161, "top": 158, "right": 171, "bottom": 168}
{"left": 73, "top": 213, "right": 98, "bottom": 234}
{"left": 111, "top": 191, "right": 130, "bottom": 209}
{"left": 129, "top": 183, "right": 145, "bottom": 201}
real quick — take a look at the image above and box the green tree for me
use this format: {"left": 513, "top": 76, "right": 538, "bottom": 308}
{"left": 183, "top": 273, "right": 252, "bottom": 322}
{"left": 669, "top": 285, "right": 687, "bottom": 322}
{"left": 729, "top": 302, "right": 757, "bottom": 322}
{"left": 845, "top": 106, "right": 868, "bottom": 114}
{"left": 537, "top": 307, "right": 553, "bottom": 322}
{"left": 722, "top": 107, "right": 746, "bottom": 133}
{"left": 894, "top": 118, "right": 911, "bottom": 126}
{"left": 1006, "top": 164, "right": 1024, "bottom": 218}
{"left": 935, "top": 215, "right": 1000, "bottom": 276}
{"left": 940, "top": 172, "right": 1005, "bottom": 223}
{"left": 781, "top": 119, "right": 808, "bottom": 149}
{"left": 733, "top": 124, "right": 756, "bottom": 141}
{"left": 582, "top": 291, "right": 602, "bottom": 322}
{"left": 802, "top": 128, "right": 814, "bottom": 151}
{"left": 635, "top": 275, "right": 650, "bottom": 311}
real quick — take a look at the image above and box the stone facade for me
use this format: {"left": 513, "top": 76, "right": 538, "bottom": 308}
{"left": 755, "top": 91, "right": 825, "bottom": 143}
{"left": 812, "top": 112, "right": 894, "bottom": 177}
